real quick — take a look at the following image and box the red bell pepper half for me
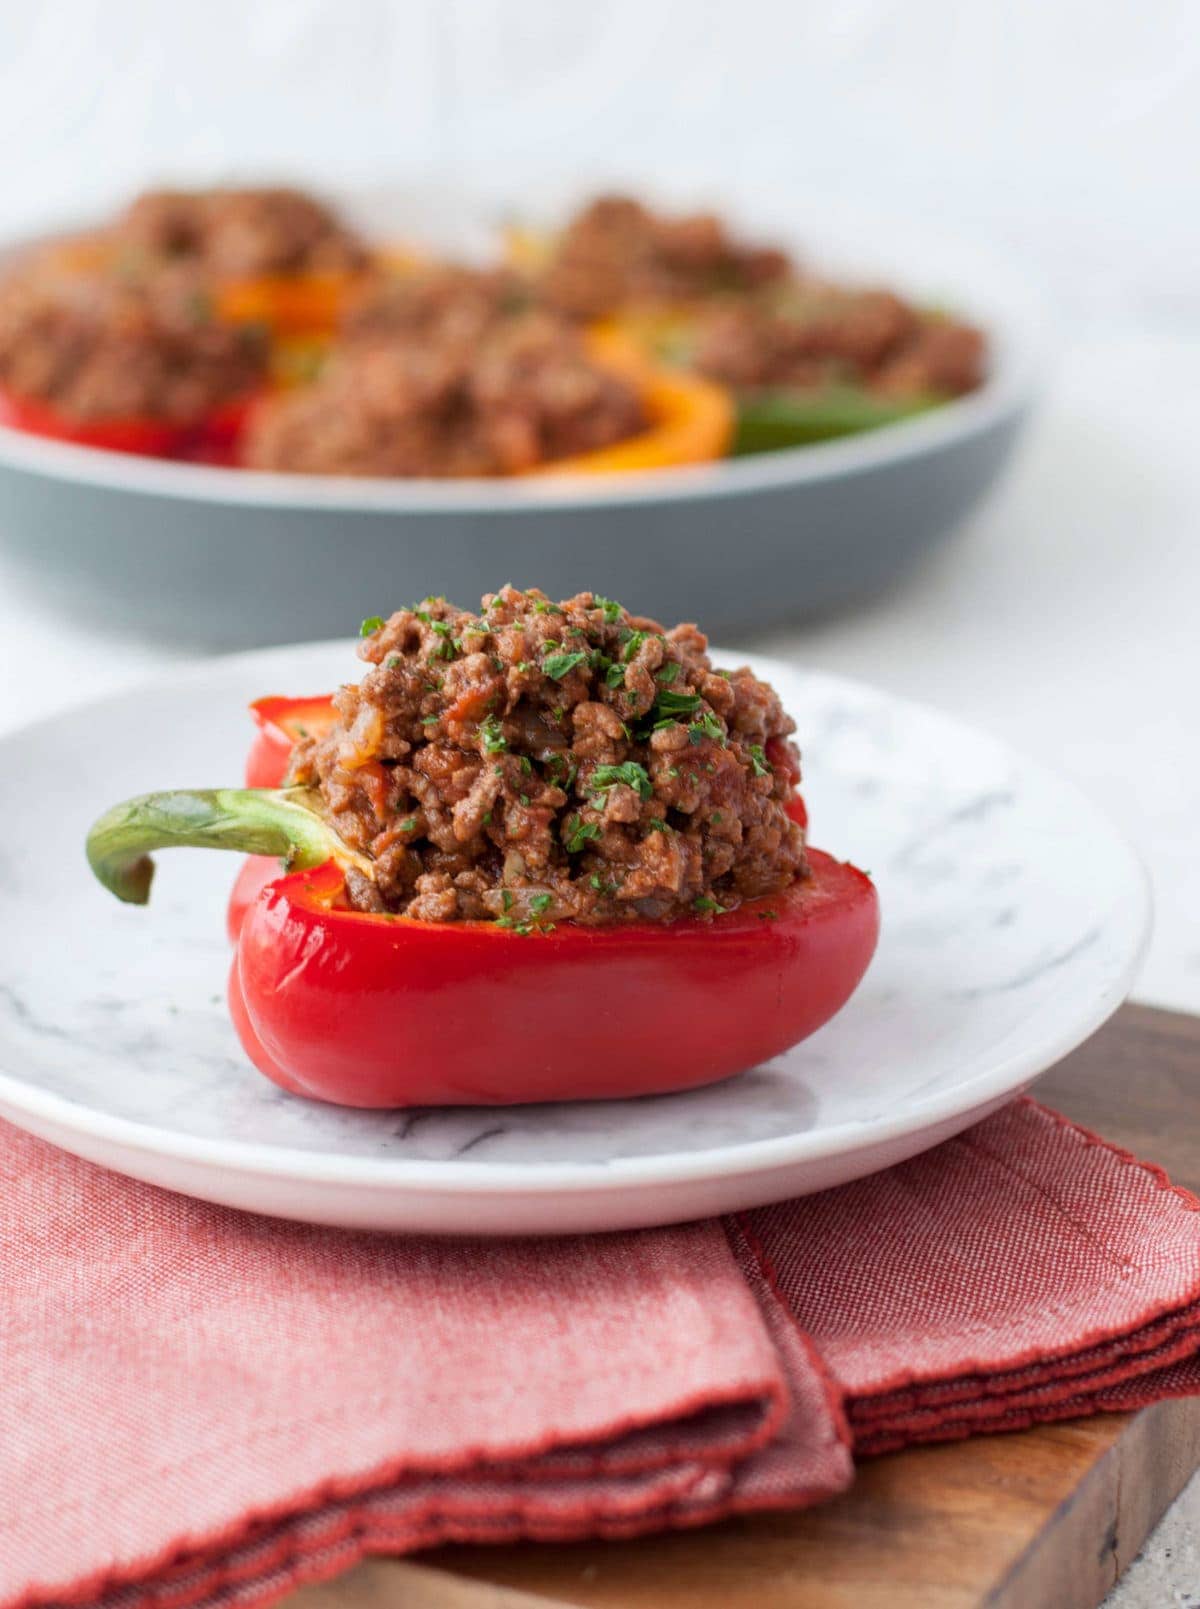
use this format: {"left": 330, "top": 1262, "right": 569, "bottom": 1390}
{"left": 228, "top": 849, "right": 876, "bottom": 1107}
{"left": 0, "top": 388, "right": 191, "bottom": 458}
{"left": 245, "top": 694, "right": 339, "bottom": 788}
{"left": 85, "top": 703, "right": 876, "bottom": 1109}
{"left": 0, "top": 386, "right": 262, "bottom": 461}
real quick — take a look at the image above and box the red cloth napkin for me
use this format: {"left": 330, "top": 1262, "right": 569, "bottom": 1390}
{"left": 4, "top": 1098, "right": 1199, "bottom": 1609}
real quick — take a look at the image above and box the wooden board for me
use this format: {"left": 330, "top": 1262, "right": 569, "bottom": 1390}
{"left": 287, "top": 1004, "right": 1200, "bottom": 1609}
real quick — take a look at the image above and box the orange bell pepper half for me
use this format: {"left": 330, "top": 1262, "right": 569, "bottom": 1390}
{"left": 215, "top": 247, "right": 429, "bottom": 338}
{"left": 527, "top": 325, "right": 734, "bottom": 477}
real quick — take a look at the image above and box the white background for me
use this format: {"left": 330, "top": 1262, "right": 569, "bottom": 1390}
{"left": 2, "top": 0, "right": 1199, "bottom": 312}
{"left": 0, "top": 4, "right": 1197, "bottom": 1598}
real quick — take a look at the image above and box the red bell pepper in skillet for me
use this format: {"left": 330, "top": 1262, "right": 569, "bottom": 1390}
{"left": 0, "top": 251, "right": 268, "bottom": 460}
{"left": 86, "top": 588, "right": 877, "bottom": 1108}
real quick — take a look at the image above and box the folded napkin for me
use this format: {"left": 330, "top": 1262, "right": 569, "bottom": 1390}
{"left": 4, "top": 1098, "right": 1199, "bottom": 1609}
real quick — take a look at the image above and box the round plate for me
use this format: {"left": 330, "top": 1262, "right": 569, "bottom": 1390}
{"left": 0, "top": 642, "right": 1148, "bottom": 1234}
{"left": 0, "top": 190, "right": 1045, "bottom": 646}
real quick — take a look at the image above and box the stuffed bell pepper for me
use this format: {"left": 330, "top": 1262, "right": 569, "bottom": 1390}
{"left": 87, "top": 587, "right": 878, "bottom": 1108}
{"left": 242, "top": 267, "right": 733, "bottom": 477}
{"left": 517, "top": 194, "right": 987, "bottom": 455}
{"left": 0, "top": 251, "right": 268, "bottom": 459}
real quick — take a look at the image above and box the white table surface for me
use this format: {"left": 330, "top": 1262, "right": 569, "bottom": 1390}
{"left": 0, "top": 314, "right": 1196, "bottom": 1604}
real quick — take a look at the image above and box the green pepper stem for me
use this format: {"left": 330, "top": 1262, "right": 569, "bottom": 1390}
{"left": 86, "top": 787, "right": 360, "bottom": 905}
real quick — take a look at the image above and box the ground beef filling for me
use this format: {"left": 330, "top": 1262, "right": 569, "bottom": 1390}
{"left": 694, "top": 287, "right": 987, "bottom": 399}
{"left": 115, "top": 186, "right": 368, "bottom": 278}
{"left": 288, "top": 588, "right": 808, "bottom": 925}
{"left": 0, "top": 257, "right": 268, "bottom": 422}
{"left": 244, "top": 271, "right": 647, "bottom": 477}
{"left": 338, "top": 264, "right": 535, "bottom": 349}
{"left": 540, "top": 194, "right": 792, "bottom": 319}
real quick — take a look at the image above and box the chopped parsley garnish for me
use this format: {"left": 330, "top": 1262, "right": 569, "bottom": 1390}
{"left": 654, "top": 688, "right": 701, "bottom": 718}
{"left": 421, "top": 714, "right": 439, "bottom": 726}
{"left": 564, "top": 815, "right": 601, "bottom": 853}
{"left": 498, "top": 914, "right": 556, "bottom": 936}
{"left": 519, "top": 756, "right": 532, "bottom": 774}
{"left": 519, "top": 793, "right": 529, "bottom": 806}
{"left": 429, "top": 620, "right": 461, "bottom": 661}
{"left": 605, "top": 662, "right": 625, "bottom": 688}
{"left": 543, "top": 650, "right": 589, "bottom": 681}
{"left": 655, "top": 661, "right": 680, "bottom": 685}
{"left": 688, "top": 711, "right": 725, "bottom": 746}
{"left": 501, "top": 890, "right": 514, "bottom": 912}
{"left": 532, "top": 599, "right": 564, "bottom": 615}
{"left": 546, "top": 755, "right": 578, "bottom": 791}
{"left": 647, "top": 818, "right": 669, "bottom": 834}
{"left": 694, "top": 895, "right": 727, "bottom": 915}
{"left": 620, "top": 630, "right": 646, "bottom": 663}
{"left": 529, "top": 893, "right": 553, "bottom": 916}
{"left": 482, "top": 811, "right": 492, "bottom": 826}
{"left": 748, "top": 743, "right": 771, "bottom": 777}
{"left": 396, "top": 815, "right": 417, "bottom": 832}
{"left": 480, "top": 714, "right": 507, "bottom": 753}
{"left": 496, "top": 915, "right": 534, "bottom": 935}
{"left": 590, "top": 761, "right": 652, "bottom": 800}
{"left": 359, "top": 615, "right": 385, "bottom": 637}
{"left": 593, "top": 595, "right": 623, "bottom": 623}
{"left": 385, "top": 654, "right": 402, "bottom": 669}
{"left": 711, "top": 811, "right": 723, "bottom": 824}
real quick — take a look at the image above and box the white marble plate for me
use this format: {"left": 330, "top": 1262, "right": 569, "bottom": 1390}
{"left": 0, "top": 642, "right": 1149, "bottom": 1235}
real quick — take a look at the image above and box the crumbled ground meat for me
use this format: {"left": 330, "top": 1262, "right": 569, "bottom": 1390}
{"left": 694, "top": 287, "right": 987, "bottom": 399}
{"left": 339, "top": 264, "right": 535, "bottom": 348}
{"left": 0, "top": 255, "right": 268, "bottom": 422}
{"left": 115, "top": 187, "right": 368, "bottom": 278}
{"left": 288, "top": 588, "right": 807, "bottom": 925}
{"left": 540, "top": 195, "right": 792, "bottom": 319}
{"left": 244, "top": 270, "right": 647, "bottom": 477}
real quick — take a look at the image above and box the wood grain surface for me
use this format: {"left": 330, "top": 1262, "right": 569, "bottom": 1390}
{"left": 285, "top": 1003, "right": 1200, "bottom": 1609}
